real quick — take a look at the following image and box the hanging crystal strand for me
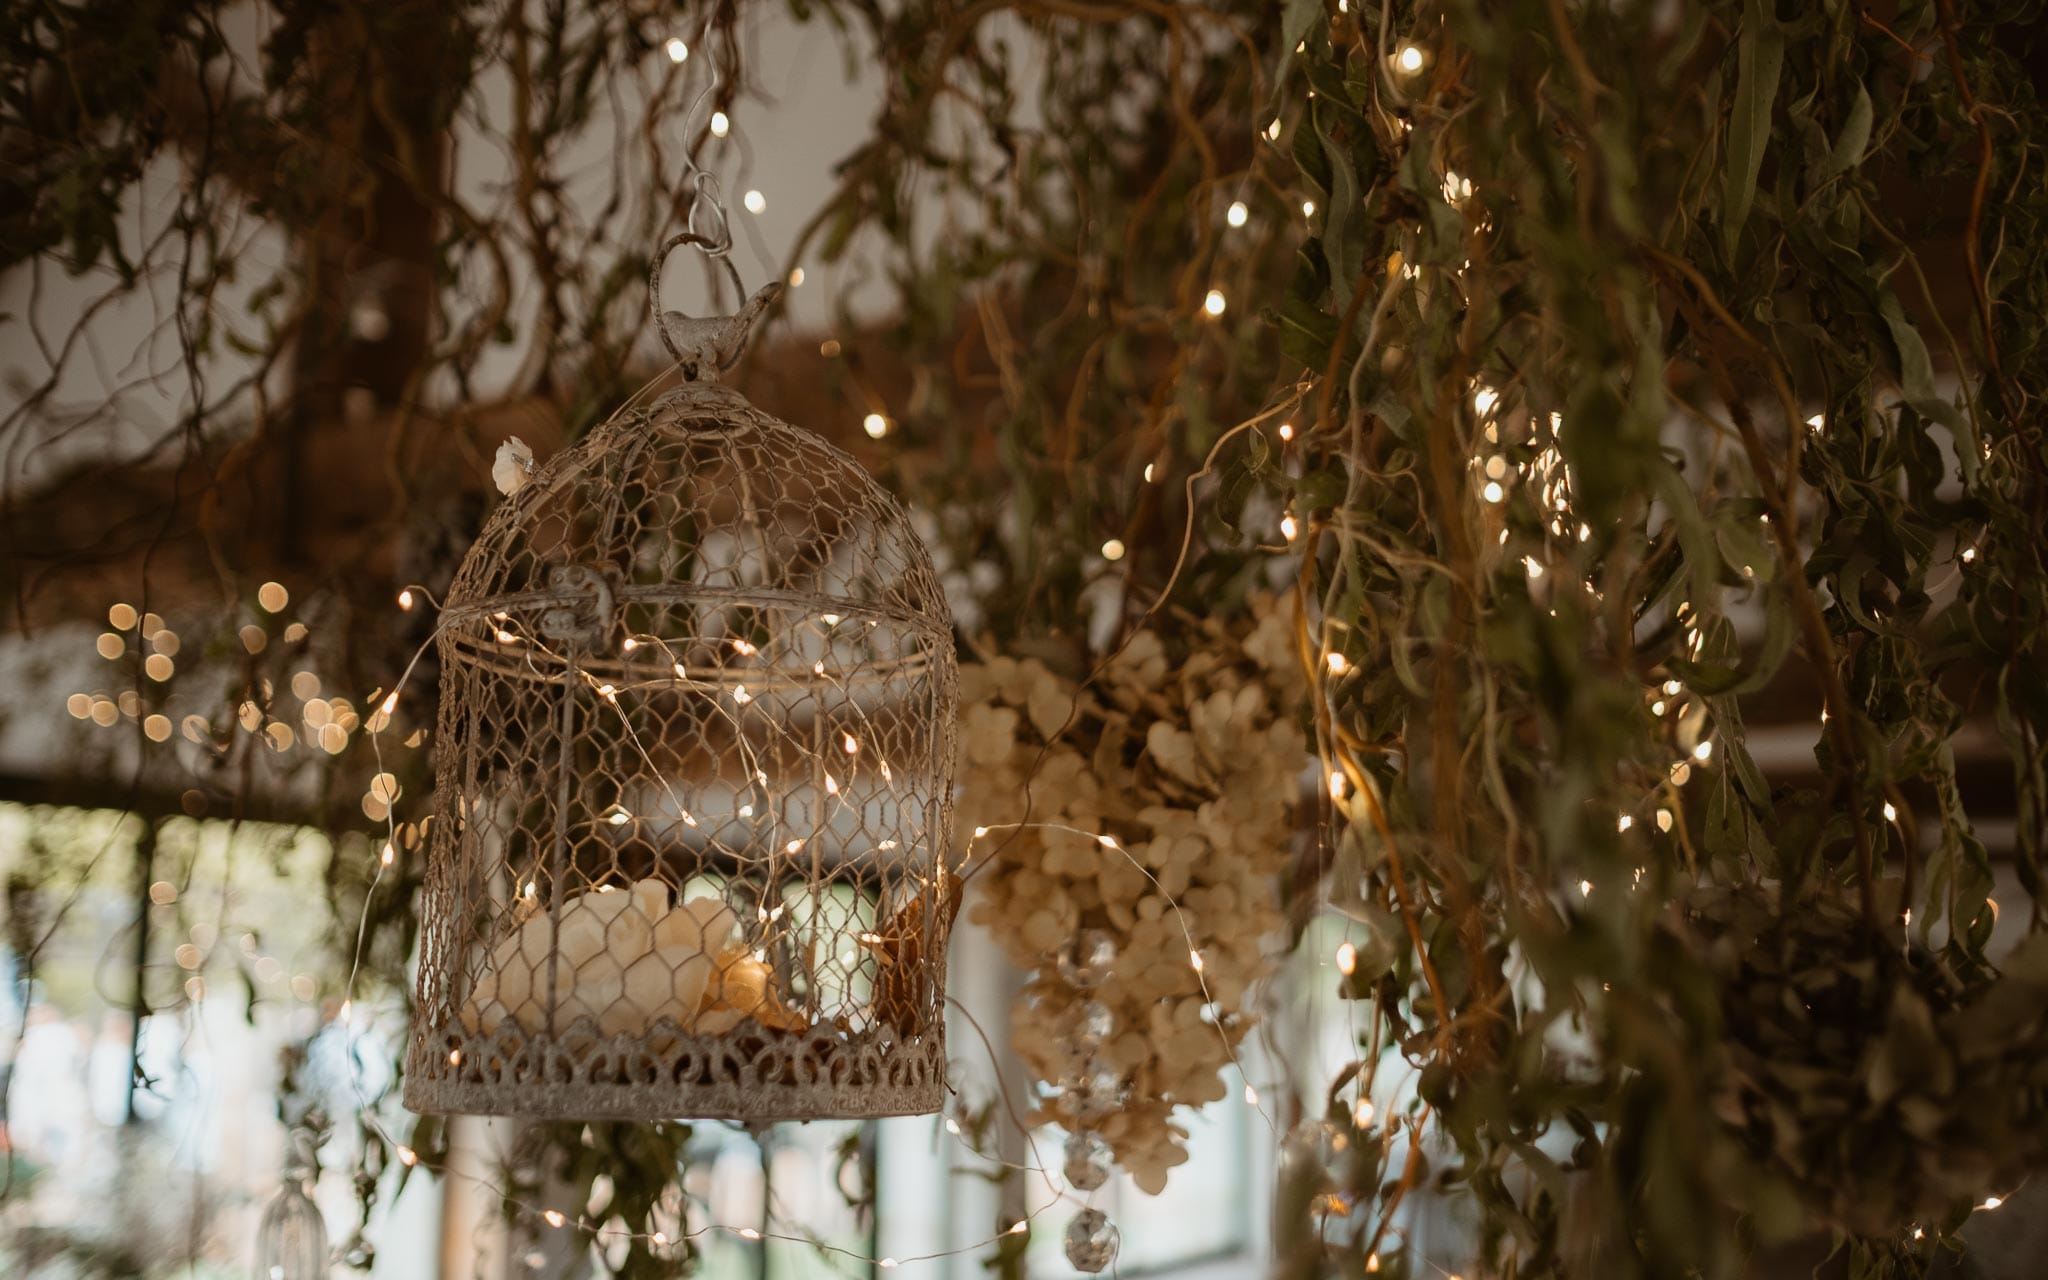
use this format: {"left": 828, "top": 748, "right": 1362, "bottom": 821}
{"left": 255, "top": 1117, "right": 330, "bottom": 1280}
{"left": 1055, "top": 931, "right": 1121, "bottom": 1273}
{"left": 331, "top": 1151, "right": 380, "bottom": 1270}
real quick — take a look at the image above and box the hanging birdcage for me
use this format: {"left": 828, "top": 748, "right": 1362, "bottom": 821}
{"left": 403, "top": 239, "right": 959, "bottom": 1122}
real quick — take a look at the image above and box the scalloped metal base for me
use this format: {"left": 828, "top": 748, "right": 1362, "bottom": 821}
{"left": 404, "top": 1020, "right": 946, "bottom": 1122}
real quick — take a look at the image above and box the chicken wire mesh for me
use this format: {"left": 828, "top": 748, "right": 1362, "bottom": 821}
{"left": 403, "top": 352, "right": 959, "bottom": 1122}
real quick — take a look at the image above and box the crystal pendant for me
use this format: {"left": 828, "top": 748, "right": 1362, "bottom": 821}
{"left": 1076, "top": 999, "right": 1114, "bottom": 1041}
{"left": 335, "top": 1228, "right": 376, "bottom": 1270}
{"left": 1284, "top": 1117, "right": 1348, "bottom": 1168}
{"left": 1062, "top": 1062, "right": 1129, "bottom": 1120}
{"left": 1056, "top": 929, "right": 1116, "bottom": 990}
{"left": 255, "top": 1126, "right": 328, "bottom": 1280}
{"left": 1063, "top": 1130, "right": 1112, "bottom": 1192}
{"left": 1064, "top": 1208, "right": 1120, "bottom": 1273}
{"left": 255, "top": 1182, "right": 329, "bottom": 1280}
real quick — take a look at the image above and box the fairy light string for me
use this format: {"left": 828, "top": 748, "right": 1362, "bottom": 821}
{"left": 313, "top": 532, "right": 1320, "bottom": 1267}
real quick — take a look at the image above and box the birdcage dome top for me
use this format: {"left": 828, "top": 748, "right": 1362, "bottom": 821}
{"left": 409, "top": 376, "right": 961, "bottom": 1122}
{"left": 441, "top": 382, "right": 951, "bottom": 681}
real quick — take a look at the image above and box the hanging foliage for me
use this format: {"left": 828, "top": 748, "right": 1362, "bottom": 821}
{"left": 6, "top": 0, "right": 2048, "bottom": 1276}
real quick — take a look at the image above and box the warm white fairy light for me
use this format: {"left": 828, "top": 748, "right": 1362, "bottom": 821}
{"left": 787, "top": 266, "right": 805, "bottom": 287}
{"left": 1278, "top": 421, "right": 1294, "bottom": 441}
{"left": 1328, "top": 769, "right": 1347, "bottom": 801}
{"left": 1143, "top": 462, "right": 1156, "bottom": 482}
{"left": 1302, "top": 199, "right": 1317, "bottom": 217}
{"left": 1265, "top": 118, "right": 1282, "bottom": 141}
{"left": 1280, "top": 514, "right": 1299, "bottom": 541}
{"left": 381, "top": 843, "right": 395, "bottom": 866}
{"left": 665, "top": 36, "right": 688, "bottom": 62}
{"left": 1244, "top": 1083, "right": 1260, "bottom": 1105}
{"left": 1482, "top": 481, "right": 1505, "bottom": 503}
{"left": 1883, "top": 802, "right": 1899, "bottom": 822}
{"left": 743, "top": 189, "right": 766, "bottom": 214}
{"left": 1189, "top": 949, "right": 1206, "bottom": 972}
{"left": 1662, "top": 679, "right": 1682, "bottom": 696}
{"left": 1102, "top": 538, "right": 1127, "bottom": 561}
{"left": 1226, "top": 200, "right": 1248, "bottom": 227}
{"left": 1203, "top": 289, "right": 1227, "bottom": 317}
{"left": 709, "top": 110, "right": 730, "bottom": 137}
{"left": 1961, "top": 546, "right": 1977, "bottom": 563}
{"left": 1325, "top": 652, "right": 1348, "bottom": 674}
{"left": 1394, "top": 42, "right": 1426, "bottom": 74}
{"left": 863, "top": 412, "right": 889, "bottom": 438}
{"left": 733, "top": 684, "right": 752, "bottom": 704}
{"left": 1335, "top": 941, "right": 1357, "bottom": 975}
{"left": 879, "top": 1259, "right": 899, "bottom": 1270}
{"left": 842, "top": 733, "right": 859, "bottom": 754}
{"left": 1523, "top": 556, "right": 1544, "bottom": 580}
{"left": 544, "top": 1210, "right": 566, "bottom": 1228}
{"left": 1578, "top": 880, "right": 1593, "bottom": 897}
{"left": 1982, "top": 1196, "right": 2004, "bottom": 1211}
{"left": 1009, "top": 1221, "right": 1028, "bottom": 1236}
{"left": 1656, "top": 808, "right": 1673, "bottom": 832}
{"left": 1693, "top": 741, "right": 1712, "bottom": 761}
{"left": 397, "top": 589, "right": 414, "bottom": 610}
{"left": 738, "top": 1228, "right": 761, "bottom": 1241}
{"left": 396, "top": 1145, "right": 417, "bottom": 1166}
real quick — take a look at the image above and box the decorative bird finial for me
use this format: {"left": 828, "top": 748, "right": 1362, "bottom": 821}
{"left": 658, "top": 280, "right": 784, "bottom": 382}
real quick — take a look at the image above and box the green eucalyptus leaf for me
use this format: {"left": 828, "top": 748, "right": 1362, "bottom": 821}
{"left": 1723, "top": 0, "right": 1785, "bottom": 258}
{"left": 1821, "top": 84, "right": 1873, "bottom": 182}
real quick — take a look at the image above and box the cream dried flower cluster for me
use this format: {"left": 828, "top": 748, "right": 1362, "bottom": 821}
{"left": 958, "top": 593, "right": 1306, "bottom": 1192}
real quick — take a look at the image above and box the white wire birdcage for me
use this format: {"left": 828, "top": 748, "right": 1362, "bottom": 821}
{"left": 403, "top": 242, "right": 959, "bottom": 1121}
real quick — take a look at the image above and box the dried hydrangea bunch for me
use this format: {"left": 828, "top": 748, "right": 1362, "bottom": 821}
{"left": 957, "top": 594, "right": 1306, "bottom": 1191}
